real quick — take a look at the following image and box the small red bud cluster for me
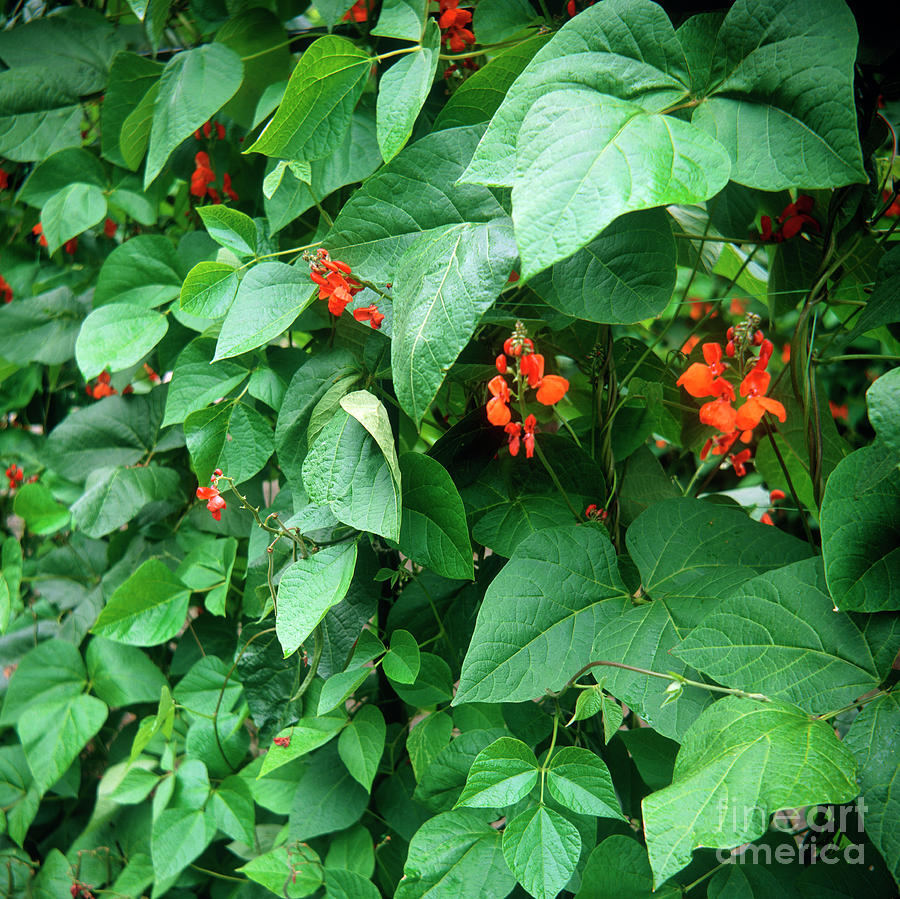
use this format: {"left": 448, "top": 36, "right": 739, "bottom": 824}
{"left": 306, "top": 249, "right": 384, "bottom": 328}
{"left": 5, "top": 464, "right": 24, "bottom": 491}
{"left": 196, "top": 469, "right": 226, "bottom": 521}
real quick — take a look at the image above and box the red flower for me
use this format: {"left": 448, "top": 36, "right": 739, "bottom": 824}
{"left": 0, "top": 275, "right": 12, "bottom": 304}
{"left": 215, "top": 122, "right": 226, "bottom": 140}
{"left": 0, "top": 168, "right": 8, "bottom": 190}
{"left": 190, "top": 151, "right": 216, "bottom": 199}
{"left": 520, "top": 352, "right": 544, "bottom": 388}
{"left": 196, "top": 484, "right": 226, "bottom": 521}
{"left": 495, "top": 354, "right": 507, "bottom": 374}
{"left": 681, "top": 335, "right": 700, "bottom": 355}
{"left": 585, "top": 503, "right": 608, "bottom": 521}
{"left": 487, "top": 374, "right": 511, "bottom": 426}
{"left": 739, "top": 369, "right": 770, "bottom": 398}
{"left": 343, "top": 0, "right": 370, "bottom": 21}
{"left": 504, "top": 421, "right": 520, "bottom": 456}
{"left": 352, "top": 305, "right": 384, "bottom": 329}
{"left": 202, "top": 121, "right": 212, "bottom": 139}
{"left": 222, "top": 172, "right": 239, "bottom": 202}
{"left": 87, "top": 371, "right": 117, "bottom": 399}
{"left": 5, "top": 465, "right": 24, "bottom": 490}
{"left": 522, "top": 414, "right": 537, "bottom": 458}
{"left": 688, "top": 299, "right": 716, "bottom": 321}
{"left": 729, "top": 448, "right": 752, "bottom": 476}
{"left": 828, "top": 400, "right": 849, "bottom": 422}
{"left": 769, "top": 489, "right": 786, "bottom": 503}
{"left": 439, "top": 0, "right": 475, "bottom": 51}
{"left": 535, "top": 375, "right": 568, "bottom": 406}
{"left": 760, "top": 195, "right": 820, "bottom": 242}
{"left": 64, "top": 238, "right": 78, "bottom": 255}
{"left": 308, "top": 250, "right": 364, "bottom": 317}
{"left": 699, "top": 398, "right": 737, "bottom": 433}
{"left": 760, "top": 512, "right": 775, "bottom": 526}
{"left": 734, "top": 396, "right": 787, "bottom": 431}
{"left": 103, "top": 218, "right": 117, "bottom": 238}
{"left": 273, "top": 736, "right": 291, "bottom": 747}
{"left": 32, "top": 223, "right": 48, "bottom": 248}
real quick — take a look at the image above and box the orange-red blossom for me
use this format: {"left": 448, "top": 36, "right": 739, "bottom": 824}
{"left": 307, "top": 249, "right": 384, "bottom": 328}
{"left": 197, "top": 468, "right": 226, "bottom": 521}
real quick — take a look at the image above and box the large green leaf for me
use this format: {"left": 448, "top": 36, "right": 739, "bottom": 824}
{"left": 94, "top": 235, "right": 183, "bottom": 308}
{"left": 528, "top": 209, "right": 676, "bottom": 324}
{"left": 40, "top": 183, "right": 107, "bottom": 254}
{"left": 691, "top": 0, "right": 865, "bottom": 190}
{"left": 18, "top": 148, "right": 106, "bottom": 207}
{"left": 215, "top": 263, "right": 316, "bottom": 360}
{"left": 337, "top": 704, "right": 385, "bottom": 792}
{"left": 326, "top": 125, "right": 508, "bottom": 283}
{"left": 101, "top": 51, "right": 162, "bottom": 167}
{"left": 13, "top": 483, "right": 70, "bottom": 536}
{"left": 71, "top": 465, "right": 180, "bottom": 538}
{"left": 590, "top": 600, "right": 713, "bottom": 742}
{"left": 502, "top": 804, "right": 581, "bottom": 899}
{"left": 843, "top": 693, "right": 900, "bottom": 888}
{"left": 197, "top": 206, "right": 258, "bottom": 257}
{"left": 239, "top": 846, "right": 323, "bottom": 898}
{"left": 91, "top": 559, "right": 191, "bottom": 646}
{"left": 259, "top": 716, "right": 346, "bottom": 776}
{"left": 392, "top": 219, "right": 517, "bottom": 424}
{"left": 275, "top": 542, "right": 358, "bottom": 657}
{"left": 575, "top": 836, "right": 680, "bottom": 899}
{"left": 18, "top": 695, "right": 108, "bottom": 794}
{"left": 395, "top": 808, "right": 517, "bottom": 899}
{"left": 371, "top": 0, "right": 427, "bottom": 41}
{"left": 339, "top": 390, "right": 401, "bottom": 487}
{"left": 867, "top": 367, "right": 900, "bottom": 458}
{"left": 150, "top": 807, "right": 217, "bottom": 895}
{"left": 0, "top": 287, "right": 86, "bottom": 366}
{"left": 75, "top": 304, "right": 168, "bottom": 380}
{"left": 511, "top": 88, "right": 730, "bottom": 278}
{"left": 144, "top": 43, "right": 243, "bottom": 187}
{"left": 455, "top": 524, "right": 629, "bottom": 704}
{"left": 675, "top": 558, "right": 900, "bottom": 714}
{"left": 247, "top": 35, "right": 371, "bottom": 160}
{"left": 302, "top": 408, "right": 401, "bottom": 541}
{"left": 642, "top": 697, "right": 858, "bottom": 887}
{"left": 546, "top": 746, "right": 623, "bottom": 819}
{"left": 398, "top": 453, "right": 473, "bottom": 581}
{"left": 178, "top": 262, "right": 240, "bottom": 319}
{"left": 85, "top": 637, "right": 169, "bottom": 707}
{"left": 626, "top": 498, "right": 814, "bottom": 629}
{"left": 820, "top": 443, "right": 900, "bottom": 612}
{"left": 376, "top": 21, "right": 440, "bottom": 163}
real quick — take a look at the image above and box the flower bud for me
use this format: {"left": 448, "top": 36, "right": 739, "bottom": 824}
{"left": 725, "top": 341, "right": 735, "bottom": 357}
{"left": 753, "top": 330, "right": 764, "bottom": 345}
{"left": 495, "top": 354, "right": 507, "bottom": 374}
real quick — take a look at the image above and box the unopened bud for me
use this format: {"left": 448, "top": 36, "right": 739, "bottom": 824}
{"left": 753, "top": 330, "right": 764, "bottom": 345}
{"left": 725, "top": 341, "right": 735, "bottom": 357}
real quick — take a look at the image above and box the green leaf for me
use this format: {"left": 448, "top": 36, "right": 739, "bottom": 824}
{"left": 455, "top": 524, "right": 629, "bottom": 704}
{"left": 18, "top": 148, "right": 106, "bottom": 207}
{"left": 338, "top": 704, "right": 386, "bottom": 791}
{"left": 371, "top": 0, "right": 426, "bottom": 41}
{"left": 215, "top": 262, "right": 316, "bottom": 360}
{"left": 92, "top": 559, "right": 191, "bottom": 647}
{"left": 473, "top": 0, "right": 540, "bottom": 43}
{"left": 575, "top": 836, "right": 680, "bottom": 899}
{"left": 392, "top": 219, "right": 518, "bottom": 423}
{"left": 626, "top": 497, "right": 814, "bottom": 629}
{"left": 590, "top": 600, "right": 713, "bottom": 742}
{"left": 339, "top": 390, "right": 401, "bottom": 487}
{"left": 275, "top": 542, "right": 358, "bottom": 657}
{"left": 396, "top": 808, "right": 516, "bottom": 899}
{"left": 674, "top": 558, "right": 899, "bottom": 714}
{"left": 434, "top": 34, "right": 550, "bottom": 132}
{"left": 382, "top": 629, "right": 421, "bottom": 684}
{"left": 18, "top": 695, "right": 108, "bottom": 794}
{"left": 0, "top": 67, "right": 81, "bottom": 162}
{"left": 259, "top": 717, "right": 346, "bottom": 776}
{"left": 75, "top": 304, "right": 168, "bottom": 380}
{"left": 528, "top": 209, "right": 676, "bottom": 324}
{"left": 546, "top": 747, "right": 622, "bottom": 818}
{"left": 40, "top": 183, "right": 107, "bottom": 254}
{"left": 175, "top": 656, "right": 242, "bottom": 718}
{"left": 176, "top": 537, "right": 238, "bottom": 616}
{"left": 129, "top": 686, "right": 174, "bottom": 761}
{"left": 326, "top": 125, "right": 508, "bottom": 283}
{"left": 502, "top": 804, "right": 581, "bottom": 899}
{"left": 843, "top": 693, "right": 900, "bottom": 887}
{"left": 642, "top": 697, "right": 858, "bottom": 888}
{"left": 197, "top": 206, "right": 258, "bottom": 257}
{"left": 393, "top": 652, "right": 454, "bottom": 707}
{"left": 289, "top": 744, "right": 369, "bottom": 841}
{"left": 325, "top": 869, "right": 380, "bottom": 899}
{"left": 13, "top": 483, "right": 69, "bottom": 536}
{"left": 867, "top": 367, "right": 900, "bottom": 457}
{"left": 317, "top": 667, "right": 372, "bottom": 716}
{"left": 163, "top": 338, "right": 247, "bottom": 427}
{"left": 398, "top": 453, "right": 474, "bottom": 580}
{"left": 691, "top": 0, "right": 865, "bottom": 190}
{"left": 511, "top": 88, "right": 730, "bottom": 278}
{"left": 178, "top": 261, "right": 240, "bottom": 319}
{"left": 85, "top": 637, "right": 168, "bottom": 707}
{"left": 376, "top": 21, "right": 440, "bottom": 162}
{"left": 456, "top": 737, "right": 539, "bottom": 809}
{"left": 820, "top": 443, "right": 900, "bottom": 612}
{"left": 0, "top": 287, "right": 86, "bottom": 366}
{"left": 408, "top": 712, "right": 453, "bottom": 782}
{"left": 1, "top": 640, "right": 87, "bottom": 728}
{"left": 239, "top": 845, "right": 323, "bottom": 898}
{"left": 150, "top": 807, "right": 217, "bottom": 895}
{"left": 120, "top": 80, "right": 158, "bottom": 171}
{"left": 247, "top": 35, "right": 371, "bottom": 160}
{"left": 208, "top": 776, "right": 256, "bottom": 845}
{"left": 94, "top": 235, "right": 183, "bottom": 308}
{"left": 145, "top": 42, "right": 244, "bottom": 187}
{"left": 303, "top": 408, "right": 401, "bottom": 541}
{"left": 601, "top": 693, "right": 624, "bottom": 744}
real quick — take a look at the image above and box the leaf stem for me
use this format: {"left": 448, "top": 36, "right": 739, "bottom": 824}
{"left": 762, "top": 421, "right": 817, "bottom": 548}
{"left": 539, "top": 712, "right": 559, "bottom": 804}
{"left": 815, "top": 689, "right": 890, "bottom": 721}
{"left": 816, "top": 353, "right": 900, "bottom": 364}
{"left": 291, "top": 625, "right": 323, "bottom": 702}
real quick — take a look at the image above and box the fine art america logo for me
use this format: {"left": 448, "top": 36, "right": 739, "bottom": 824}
{"left": 715, "top": 799, "right": 869, "bottom": 866}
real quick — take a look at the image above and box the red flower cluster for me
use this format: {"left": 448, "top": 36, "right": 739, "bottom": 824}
{"left": 342, "top": 0, "right": 370, "bottom": 21}
{"left": 197, "top": 469, "right": 226, "bottom": 521}
{"left": 676, "top": 316, "right": 786, "bottom": 468}
{"left": 70, "top": 882, "right": 94, "bottom": 899}
{"left": 86, "top": 371, "right": 117, "bottom": 399}
{"left": 488, "top": 322, "right": 569, "bottom": 458}
{"left": 307, "top": 249, "right": 384, "bottom": 328}
{"left": 194, "top": 120, "right": 226, "bottom": 141}
{"left": 0, "top": 274, "right": 12, "bottom": 304}
{"left": 191, "top": 151, "right": 219, "bottom": 202}
{"left": 760, "top": 195, "right": 820, "bottom": 243}
{"left": 64, "top": 238, "right": 78, "bottom": 255}
{"left": 5, "top": 465, "right": 23, "bottom": 491}
{"left": 584, "top": 504, "right": 608, "bottom": 521}
{"left": 31, "top": 223, "right": 48, "bottom": 248}
{"left": 273, "top": 735, "right": 291, "bottom": 747}
{"left": 103, "top": 218, "right": 117, "bottom": 238}
{"left": 439, "top": 0, "right": 474, "bottom": 51}
{"left": 828, "top": 400, "right": 849, "bottom": 422}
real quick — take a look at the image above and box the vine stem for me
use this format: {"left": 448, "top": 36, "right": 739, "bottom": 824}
{"left": 291, "top": 625, "right": 323, "bottom": 702}
{"left": 762, "top": 421, "right": 816, "bottom": 548}
{"left": 815, "top": 689, "right": 891, "bottom": 721}
{"left": 539, "top": 713, "right": 559, "bottom": 804}
{"left": 565, "top": 660, "right": 771, "bottom": 703}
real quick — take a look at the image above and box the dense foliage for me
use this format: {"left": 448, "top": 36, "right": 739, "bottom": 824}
{"left": 0, "top": 0, "right": 898, "bottom": 896}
